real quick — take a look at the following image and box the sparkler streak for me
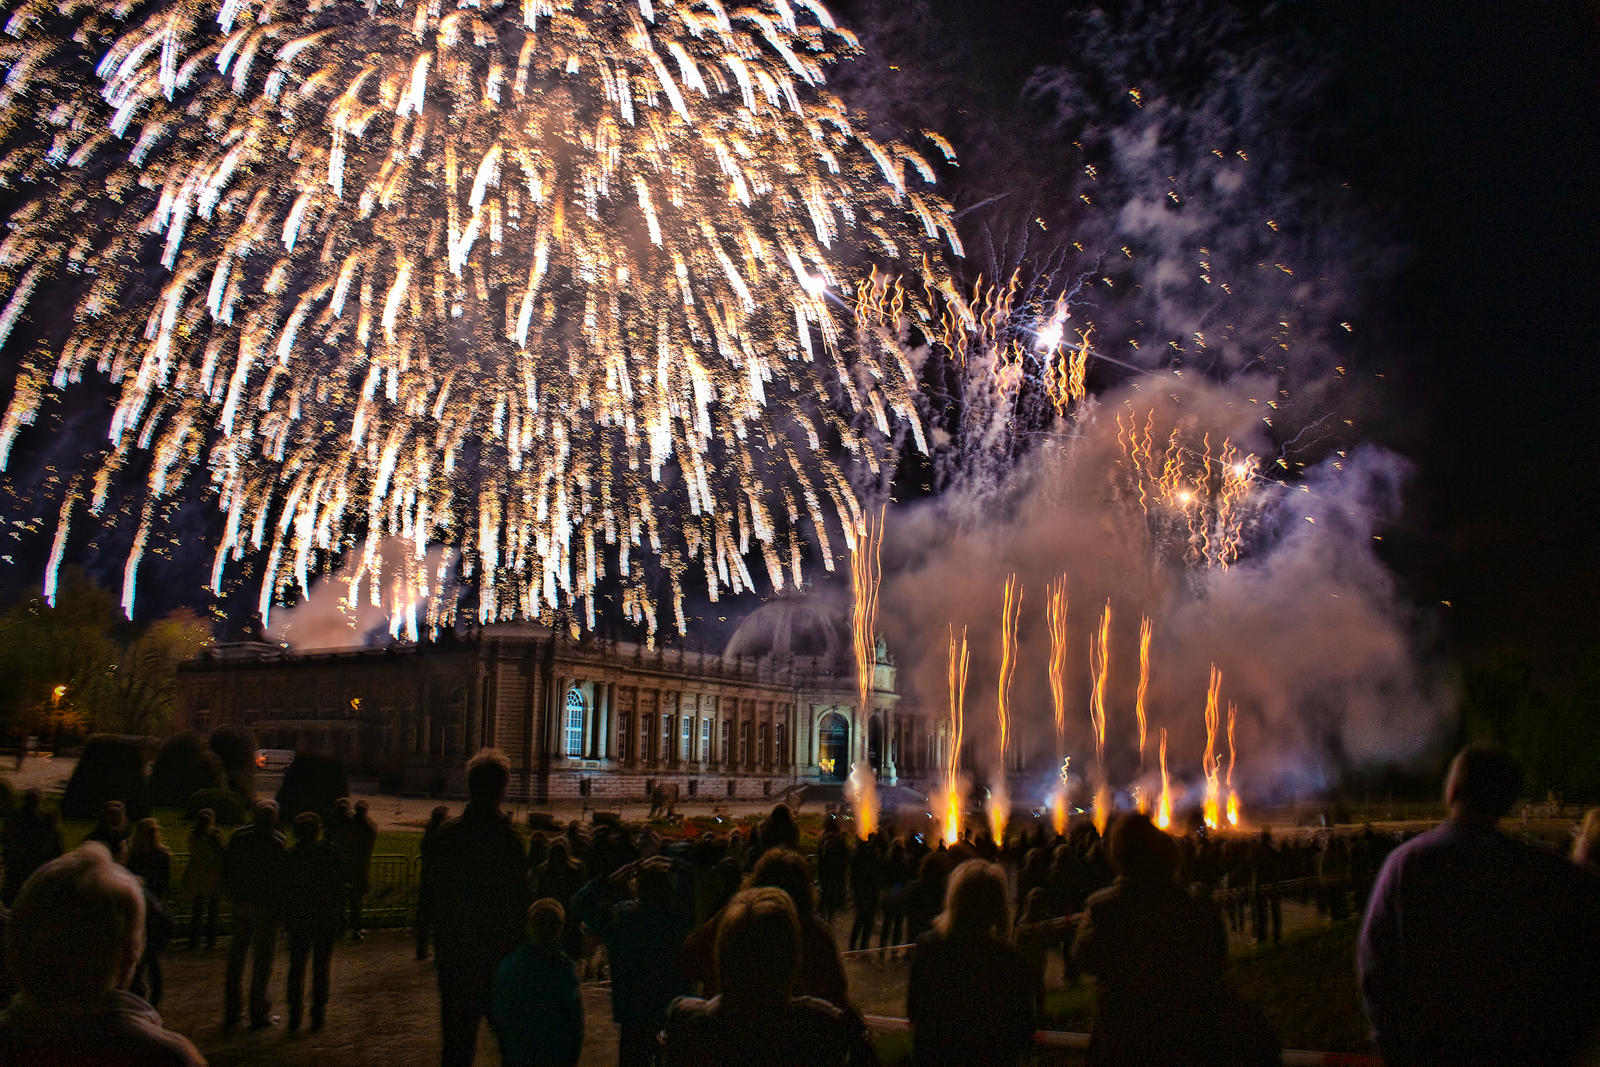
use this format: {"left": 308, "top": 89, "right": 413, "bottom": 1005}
{"left": 848, "top": 505, "right": 884, "bottom": 839}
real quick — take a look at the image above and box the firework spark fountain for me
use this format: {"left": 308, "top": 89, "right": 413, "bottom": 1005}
{"left": 1046, "top": 575, "right": 1069, "bottom": 831}
{"left": 1134, "top": 613, "right": 1151, "bottom": 811}
{"left": 1156, "top": 726, "right": 1172, "bottom": 831}
{"left": 1089, "top": 597, "right": 1111, "bottom": 835}
{"left": 1226, "top": 700, "right": 1240, "bottom": 827}
{"left": 847, "top": 505, "right": 884, "bottom": 839}
{"left": 941, "top": 623, "right": 969, "bottom": 846}
{"left": 0, "top": 0, "right": 959, "bottom": 636}
{"left": 1202, "top": 664, "right": 1223, "bottom": 829}
{"left": 988, "top": 573, "right": 1021, "bottom": 843}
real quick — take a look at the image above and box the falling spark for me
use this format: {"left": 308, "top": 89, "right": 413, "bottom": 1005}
{"left": 848, "top": 505, "right": 884, "bottom": 840}
{"left": 942, "top": 624, "right": 969, "bottom": 846}
{"left": 1202, "top": 664, "right": 1222, "bottom": 830}
{"left": 0, "top": 0, "right": 958, "bottom": 632}
{"left": 989, "top": 574, "right": 1021, "bottom": 844}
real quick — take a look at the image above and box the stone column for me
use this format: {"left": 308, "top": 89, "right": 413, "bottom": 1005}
{"left": 598, "top": 683, "right": 611, "bottom": 760}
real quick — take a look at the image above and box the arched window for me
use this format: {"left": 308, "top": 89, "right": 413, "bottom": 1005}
{"left": 565, "top": 688, "right": 585, "bottom": 758}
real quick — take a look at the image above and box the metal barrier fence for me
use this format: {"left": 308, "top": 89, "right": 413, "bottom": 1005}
{"left": 162, "top": 852, "right": 419, "bottom": 932}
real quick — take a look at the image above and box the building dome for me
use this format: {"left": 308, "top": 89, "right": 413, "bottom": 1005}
{"left": 722, "top": 591, "right": 852, "bottom": 668}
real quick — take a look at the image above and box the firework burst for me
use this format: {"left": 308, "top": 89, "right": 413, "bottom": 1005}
{"left": 0, "top": 0, "right": 959, "bottom": 635}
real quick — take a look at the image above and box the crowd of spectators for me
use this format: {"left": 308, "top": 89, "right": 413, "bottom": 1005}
{"left": 0, "top": 742, "right": 1596, "bottom": 1065}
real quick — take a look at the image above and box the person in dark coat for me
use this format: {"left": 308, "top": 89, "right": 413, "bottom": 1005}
{"left": 332, "top": 798, "right": 377, "bottom": 941}
{"left": 588, "top": 857, "right": 694, "bottom": 1066}
{"left": 846, "top": 835, "right": 880, "bottom": 952}
{"left": 419, "top": 749, "right": 530, "bottom": 1067}
{"left": 282, "top": 812, "right": 346, "bottom": 1031}
{"left": 126, "top": 819, "right": 174, "bottom": 1007}
{"left": 180, "top": 808, "right": 226, "bottom": 949}
{"left": 1, "top": 789, "right": 62, "bottom": 907}
{"left": 535, "top": 838, "right": 589, "bottom": 962}
{"left": 1071, "top": 812, "right": 1266, "bottom": 1066}
{"left": 1359, "top": 744, "right": 1600, "bottom": 1066}
{"left": 815, "top": 820, "right": 848, "bottom": 923}
{"left": 0, "top": 844, "right": 204, "bottom": 1066}
{"left": 878, "top": 840, "right": 911, "bottom": 950}
{"left": 902, "top": 851, "right": 946, "bottom": 945}
{"left": 84, "top": 801, "right": 131, "bottom": 865}
{"left": 489, "top": 899, "right": 584, "bottom": 1067}
{"left": 223, "top": 800, "right": 289, "bottom": 1029}
{"left": 906, "top": 859, "right": 1036, "bottom": 1066}
{"left": 416, "top": 804, "right": 449, "bottom": 960}
{"left": 661, "top": 887, "right": 872, "bottom": 1066}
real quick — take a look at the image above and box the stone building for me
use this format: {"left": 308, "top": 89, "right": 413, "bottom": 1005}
{"left": 175, "top": 598, "right": 939, "bottom": 803}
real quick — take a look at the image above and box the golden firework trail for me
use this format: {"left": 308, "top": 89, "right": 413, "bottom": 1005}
{"left": 942, "top": 623, "right": 969, "bottom": 846}
{"left": 1202, "top": 664, "right": 1222, "bottom": 829}
{"left": 848, "top": 504, "right": 883, "bottom": 839}
{"left": 1156, "top": 726, "right": 1172, "bottom": 830}
{"left": 1046, "top": 575, "right": 1069, "bottom": 753}
{"left": 0, "top": 0, "right": 960, "bottom": 635}
{"left": 1136, "top": 613, "right": 1151, "bottom": 767}
{"left": 989, "top": 573, "right": 1021, "bottom": 843}
{"left": 1226, "top": 700, "right": 1240, "bottom": 827}
{"left": 1089, "top": 597, "right": 1111, "bottom": 835}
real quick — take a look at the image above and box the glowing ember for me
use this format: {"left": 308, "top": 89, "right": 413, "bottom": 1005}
{"left": 1202, "top": 664, "right": 1223, "bottom": 830}
{"left": 941, "top": 624, "right": 970, "bottom": 846}
{"left": 848, "top": 507, "right": 885, "bottom": 840}
{"left": 1156, "top": 727, "right": 1172, "bottom": 830}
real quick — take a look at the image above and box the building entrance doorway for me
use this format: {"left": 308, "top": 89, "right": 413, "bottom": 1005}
{"left": 817, "top": 712, "right": 848, "bottom": 781}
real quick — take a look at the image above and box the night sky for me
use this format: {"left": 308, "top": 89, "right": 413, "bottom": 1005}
{"left": 1, "top": 0, "right": 1596, "bottom": 694}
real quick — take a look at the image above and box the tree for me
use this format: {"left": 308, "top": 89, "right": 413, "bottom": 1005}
{"left": 0, "top": 570, "right": 120, "bottom": 749}
{"left": 103, "top": 608, "right": 213, "bottom": 736}
{"left": 148, "top": 731, "right": 227, "bottom": 808}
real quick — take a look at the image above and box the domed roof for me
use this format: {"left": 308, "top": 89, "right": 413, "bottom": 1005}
{"left": 722, "top": 590, "right": 852, "bottom": 667}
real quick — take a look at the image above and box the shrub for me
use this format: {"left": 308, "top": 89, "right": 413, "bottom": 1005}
{"left": 61, "top": 735, "right": 150, "bottom": 821}
{"left": 183, "top": 786, "right": 249, "bottom": 826}
{"left": 208, "top": 724, "right": 258, "bottom": 797}
{"left": 275, "top": 754, "right": 349, "bottom": 820}
{"left": 0, "top": 776, "right": 16, "bottom": 817}
{"left": 148, "top": 732, "right": 225, "bottom": 808}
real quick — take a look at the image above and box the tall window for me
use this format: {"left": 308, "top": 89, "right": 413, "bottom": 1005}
{"left": 681, "top": 716, "right": 694, "bottom": 761}
{"left": 640, "top": 714, "right": 651, "bottom": 762}
{"left": 720, "top": 720, "right": 730, "bottom": 764}
{"left": 700, "top": 718, "right": 711, "bottom": 763}
{"left": 661, "top": 714, "right": 672, "bottom": 763}
{"left": 740, "top": 722, "right": 751, "bottom": 765}
{"left": 775, "top": 723, "right": 786, "bottom": 767}
{"left": 564, "top": 688, "right": 585, "bottom": 757}
{"left": 758, "top": 724, "right": 769, "bottom": 767}
{"left": 617, "top": 713, "right": 630, "bottom": 760}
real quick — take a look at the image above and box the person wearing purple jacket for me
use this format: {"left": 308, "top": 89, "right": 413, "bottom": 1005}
{"left": 1358, "top": 743, "right": 1600, "bottom": 1065}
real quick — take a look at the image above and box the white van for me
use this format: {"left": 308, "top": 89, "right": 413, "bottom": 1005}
{"left": 255, "top": 749, "right": 296, "bottom": 773}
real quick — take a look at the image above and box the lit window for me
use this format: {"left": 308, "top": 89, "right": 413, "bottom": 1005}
{"left": 681, "top": 716, "right": 693, "bottom": 761}
{"left": 700, "top": 718, "right": 711, "bottom": 763}
{"left": 565, "top": 688, "right": 585, "bottom": 757}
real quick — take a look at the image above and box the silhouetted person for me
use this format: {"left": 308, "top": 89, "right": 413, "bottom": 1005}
{"left": 283, "top": 812, "right": 345, "bottom": 1031}
{"left": 846, "top": 835, "right": 879, "bottom": 951}
{"left": 180, "top": 808, "right": 225, "bottom": 949}
{"left": 332, "top": 798, "right": 377, "bottom": 941}
{"left": 589, "top": 857, "right": 694, "bottom": 1066}
{"left": 84, "top": 801, "right": 130, "bottom": 865}
{"left": 224, "top": 800, "right": 288, "bottom": 1029}
{"left": 2, "top": 790, "right": 61, "bottom": 907}
{"left": 535, "top": 838, "right": 588, "bottom": 961}
{"left": 902, "top": 852, "right": 946, "bottom": 944}
{"left": 816, "top": 821, "right": 848, "bottom": 923}
{"left": 1359, "top": 744, "right": 1600, "bottom": 1065}
{"left": 416, "top": 804, "right": 449, "bottom": 960}
{"left": 126, "top": 819, "right": 173, "bottom": 1007}
{"left": 1073, "top": 813, "right": 1263, "bottom": 1065}
{"left": 489, "top": 899, "right": 583, "bottom": 1067}
{"left": 1573, "top": 806, "right": 1600, "bottom": 874}
{"left": 0, "top": 844, "right": 204, "bottom": 1065}
{"left": 879, "top": 840, "right": 911, "bottom": 950}
{"left": 907, "top": 859, "right": 1036, "bottom": 1066}
{"left": 419, "top": 749, "right": 529, "bottom": 1067}
{"left": 661, "top": 887, "right": 872, "bottom": 1066}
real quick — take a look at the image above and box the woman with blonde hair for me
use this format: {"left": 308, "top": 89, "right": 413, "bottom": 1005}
{"left": 906, "top": 860, "right": 1036, "bottom": 1065}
